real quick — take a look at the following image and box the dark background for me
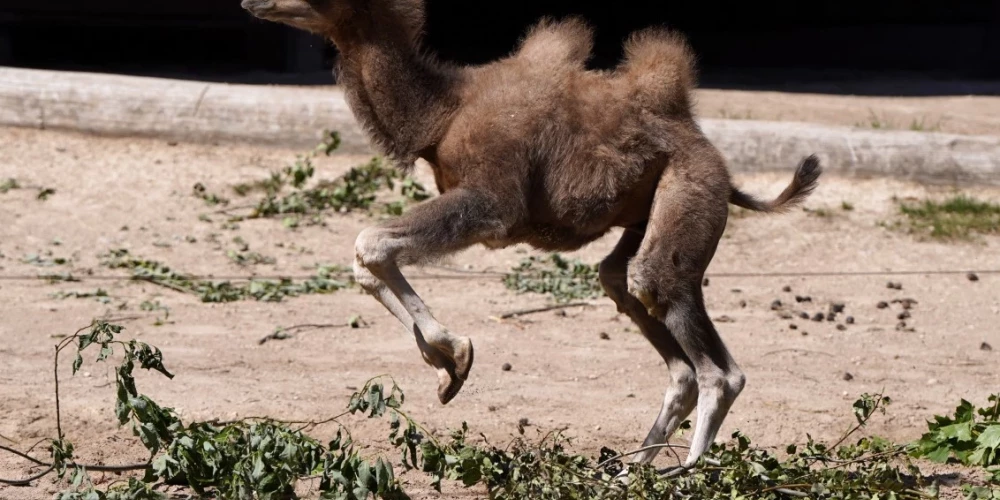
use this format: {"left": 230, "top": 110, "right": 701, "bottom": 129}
{"left": 1, "top": 0, "right": 998, "bottom": 95}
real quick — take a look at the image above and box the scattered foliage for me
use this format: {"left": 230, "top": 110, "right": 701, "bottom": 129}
{"left": 22, "top": 252, "right": 71, "bottom": 267}
{"left": 856, "top": 110, "right": 941, "bottom": 132}
{"left": 101, "top": 249, "right": 350, "bottom": 302}
{"left": 139, "top": 300, "right": 171, "bottom": 325}
{"left": 858, "top": 109, "right": 891, "bottom": 130}
{"left": 503, "top": 254, "right": 603, "bottom": 303}
{"left": 0, "top": 178, "right": 56, "bottom": 199}
{"left": 908, "top": 116, "right": 942, "bottom": 132}
{"left": 7, "top": 322, "right": 946, "bottom": 499}
{"left": 899, "top": 195, "right": 1000, "bottom": 239}
{"left": 221, "top": 131, "right": 431, "bottom": 227}
{"left": 226, "top": 238, "right": 277, "bottom": 267}
{"left": 806, "top": 207, "right": 833, "bottom": 218}
{"left": 227, "top": 249, "right": 276, "bottom": 267}
{"left": 37, "top": 187, "right": 57, "bottom": 200}
{"left": 51, "top": 289, "right": 111, "bottom": 303}
{"left": 0, "top": 177, "right": 20, "bottom": 193}
{"left": 193, "top": 182, "right": 230, "bottom": 207}
{"left": 40, "top": 272, "right": 81, "bottom": 283}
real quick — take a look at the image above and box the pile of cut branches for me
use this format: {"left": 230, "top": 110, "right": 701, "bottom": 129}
{"left": 6, "top": 320, "right": 989, "bottom": 499}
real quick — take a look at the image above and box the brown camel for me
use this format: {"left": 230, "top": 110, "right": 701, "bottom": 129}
{"left": 241, "top": 0, "right": 822, "bottom": 468}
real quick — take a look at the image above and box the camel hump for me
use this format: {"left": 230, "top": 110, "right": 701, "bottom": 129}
{"left": 619, "top": 28, "right": 697, "bottom": 114}
{"left": 515, "top": 17, "right": 594, "bottom": 67}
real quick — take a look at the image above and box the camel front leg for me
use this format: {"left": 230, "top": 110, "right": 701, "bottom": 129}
{"left": 353, "top": 188, "right": 510, "bottom": 404}
{"left": 350, "top": 266, "right": 458, "bottom": 376}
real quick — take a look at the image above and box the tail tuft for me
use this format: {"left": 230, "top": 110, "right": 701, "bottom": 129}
{"left": 729, "top": 155, "right": 823, "bottom": 213}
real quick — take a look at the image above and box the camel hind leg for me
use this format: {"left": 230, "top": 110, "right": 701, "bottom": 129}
{"left": 627, "top": 162, "right": 745, "bottom": 466}
{"left": 599, "top": 228, "right": 698, "bottom": 466}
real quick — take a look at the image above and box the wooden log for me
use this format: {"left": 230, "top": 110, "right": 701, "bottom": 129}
{"left": 0, "top": 66, "right": 368, "bottom": 151}
{"left": 1, "top": 67, "right": 998, "bottom": 185}
{"left": 701, "top": 119, "right": 1000, "bottom": 186}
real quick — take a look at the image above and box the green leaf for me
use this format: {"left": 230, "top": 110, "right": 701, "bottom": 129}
{"left": 979, "top": 425, "right": 1000, "bottom": 450}
{"left": 923, "top": 444, "right": 953, "bottom": 463}
{"left": 375, "top": 457, "right": 391, "bottom": 493}
{"left": 115, "top": 383, "right": 131, "bottom": 424}
{"left": 79, "top": 333, "right": 95, "bottom": 351}
{"left": 987, "top": 466, "right": 1000, "bottom": 484}
{"left": 939, "top": 421, "right": 974, "bottom": 441}
{"left": 137, "top": 423, "right": 159, "bottom": 451}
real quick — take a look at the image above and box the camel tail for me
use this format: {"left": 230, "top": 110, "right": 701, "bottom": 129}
{"left": 729, "top": 155, "right": 822, "bottom": 213}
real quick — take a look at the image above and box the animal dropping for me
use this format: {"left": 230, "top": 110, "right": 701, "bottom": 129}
{"left": 243, "top": 0, "right": 823, "bottom": 468}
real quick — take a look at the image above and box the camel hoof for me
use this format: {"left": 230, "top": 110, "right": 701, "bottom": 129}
{"left": 437, "top": 369, "right": 465, "bottom": 405}
{"left": 453, "top": 337, "right": 474, "bottom": 381}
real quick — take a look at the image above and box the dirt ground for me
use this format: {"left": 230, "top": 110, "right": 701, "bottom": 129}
{"left": 1, "top": 97, "right": 999, "bottom": 498}
{"left": 696, "top": 89, "right": 1000, "bottom": 137}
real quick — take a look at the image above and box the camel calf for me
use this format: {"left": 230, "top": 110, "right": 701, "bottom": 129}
{"left": 242, "top": 0, "right": 822, "bottom": 467}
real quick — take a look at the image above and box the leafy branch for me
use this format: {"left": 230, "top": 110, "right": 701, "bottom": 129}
{"left": 0, "top": 320, "right": 977, "bottom": 499}
{"left": 101, "top": 249, "right": 352, "bottom": 303}
{"left": 212, "top": 131, "right": 431, "bottom": 227}
{"left": 911, "top": 393, "right": 1000, "bottom": 496}
{"left": 2, "top": 321, "right": 417, "bottom": 499}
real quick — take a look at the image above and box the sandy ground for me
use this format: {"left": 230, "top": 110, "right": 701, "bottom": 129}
{"left": 0, "top": 115, "right": 998, "bottom": 499}
{"left": 696, "top": 89, "right": 1000, "bottom": 137}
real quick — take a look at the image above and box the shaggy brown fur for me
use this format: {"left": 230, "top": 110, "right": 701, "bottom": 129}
{"left": 242, "top": 0, "right": 822, "bottom": 468}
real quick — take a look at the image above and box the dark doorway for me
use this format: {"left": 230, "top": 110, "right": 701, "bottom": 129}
{"left": 1, "top": 1, "right": 997, "bottom": 95}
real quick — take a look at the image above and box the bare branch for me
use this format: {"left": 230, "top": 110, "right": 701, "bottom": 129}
{"left": 496, "top": 302, "right": 591, "bottom": 320}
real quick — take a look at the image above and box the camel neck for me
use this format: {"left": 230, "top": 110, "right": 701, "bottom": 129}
{"left": 333, "top": 34, "right": 459, "bottom": 168}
